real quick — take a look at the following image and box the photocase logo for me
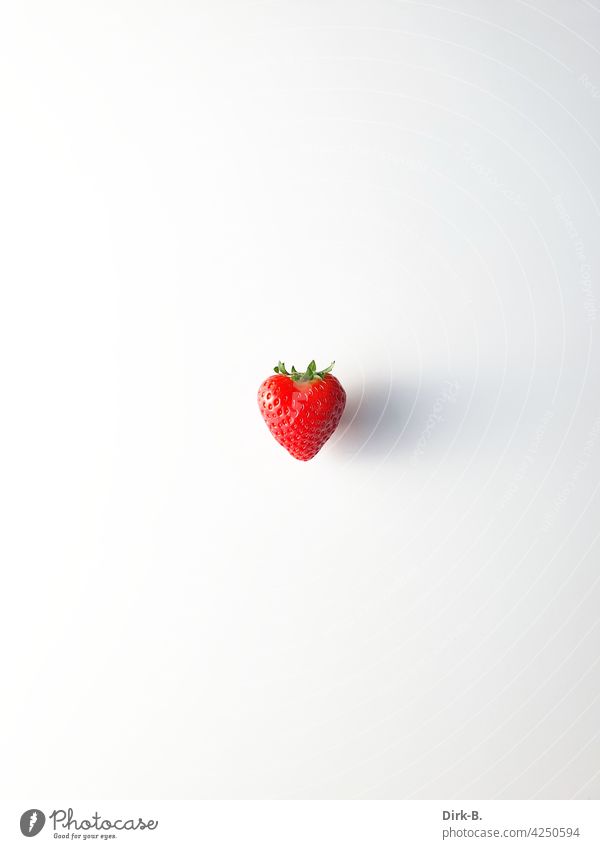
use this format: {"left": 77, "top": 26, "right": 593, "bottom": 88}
{"left": 19, "top": 809, "right": 45, "bottom": 837}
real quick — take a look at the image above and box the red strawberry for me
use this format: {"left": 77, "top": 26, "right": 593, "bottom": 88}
{"left": 257, "top": 360, "right": 346, "bottom": 461}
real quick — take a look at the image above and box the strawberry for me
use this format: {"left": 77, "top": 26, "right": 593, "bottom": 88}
{"left": 257, "top": 360, "right": 346, "bottom": 461}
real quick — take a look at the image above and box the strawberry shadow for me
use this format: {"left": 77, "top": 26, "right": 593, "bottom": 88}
{"left": 330, "top": 372, "right": 557, "bottom": 463}
{"left": 331, "top": 377, "right": 462, "bottom": 460}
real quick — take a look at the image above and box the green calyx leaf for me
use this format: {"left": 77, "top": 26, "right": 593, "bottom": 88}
{"left": 273, "top": 360, "right": 335, "bottom": 381}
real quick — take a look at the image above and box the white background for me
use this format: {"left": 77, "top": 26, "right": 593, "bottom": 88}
{"left": 1, "top": 1, "right": 599, "bottom": 799}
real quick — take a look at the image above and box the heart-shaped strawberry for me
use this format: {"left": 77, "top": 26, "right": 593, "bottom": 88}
{"left": 257, "top": 360, "right": 347, "bottom": 461}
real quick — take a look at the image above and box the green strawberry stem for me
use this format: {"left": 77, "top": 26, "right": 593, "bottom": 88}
{"left": 274, "top": 360, "right": 335, "bottom": 382}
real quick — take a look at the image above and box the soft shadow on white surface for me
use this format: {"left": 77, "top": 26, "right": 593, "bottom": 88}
{"left": 333, "top": 377, "right": 465, "bottom": 459}
{"left": 333, "top": 372, "right": 562, "bottom": 463}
